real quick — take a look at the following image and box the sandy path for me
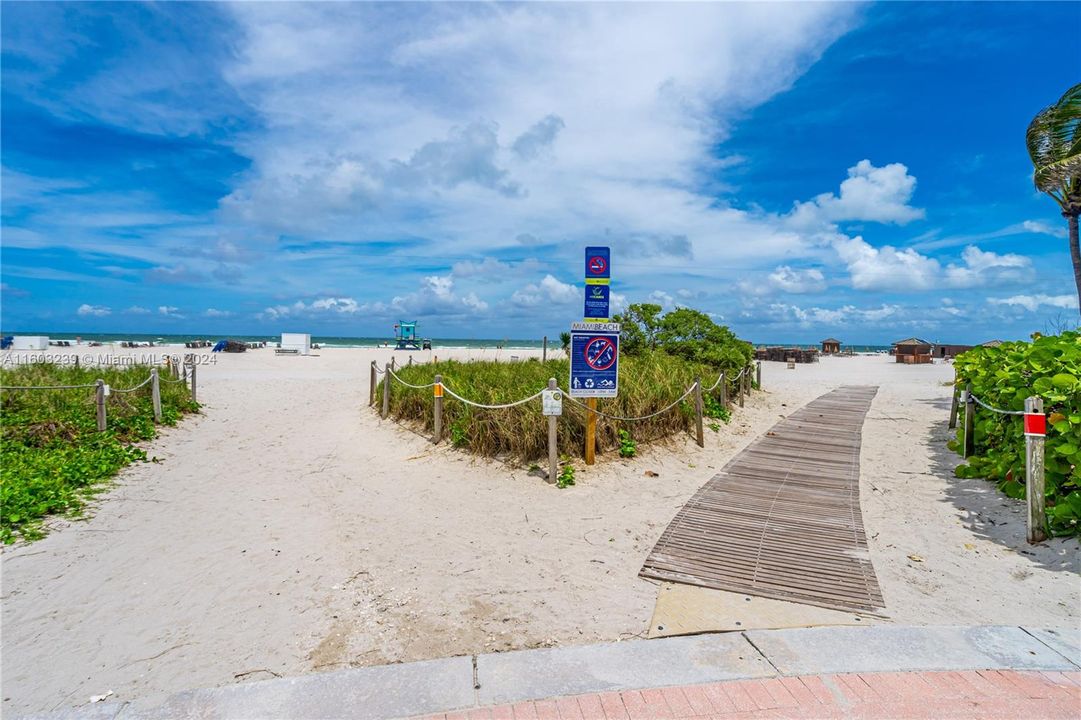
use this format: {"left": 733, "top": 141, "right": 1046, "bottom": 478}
{"left": 1, "top": 349, "right": 1077, "bottom": 715}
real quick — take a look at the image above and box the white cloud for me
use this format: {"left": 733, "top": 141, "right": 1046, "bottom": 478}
{"left": 988, "top": 294, "right": 1079, "bottom": 313}
{"left": 262, "top": 296, "right": 360, "bottom": 320}
{"left": 77, "top": 303, "right": 111, "bottom": 317}
{"left": 833, "top": 237, "right": 1033, "bottom": 292}
{"left": 757, "top": 302, "right": 901, "bottom": 327}
{"left": 768, "top": 266, "right": 827, "bottom": 293}
{"left": 1021, "top": 220, "right": 1067, "bottom": 239}
{"left": 512, "top": 274, "right": 578, "bottom": 307}
{"left": 204, "top": 308, "right": 233, "bottom": 318}
{"left": 158, "top": 305, "right": 184, "bottom": 318}
{"left": 125, "top": 306, "right": 151, "bottom": 315}
{"left": 789, "top": 160, "right": 925, "bottom": 227}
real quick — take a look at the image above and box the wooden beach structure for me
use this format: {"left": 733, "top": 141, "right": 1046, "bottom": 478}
{"left": 891, "top": 337, "right": 933, "bottom": 364}
{"left": 820, "top": 338, "right": 842, "bottom": 355}
{"left": 931, "top": 343, "right": 973, "bottom": 359}
{"left": 755, "top": 346, "right": 818, "bottom": 363}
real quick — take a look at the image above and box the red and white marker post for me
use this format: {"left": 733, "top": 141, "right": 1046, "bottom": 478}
{"left": 1023, "top": 396, "right": 1047, "bottom": 543}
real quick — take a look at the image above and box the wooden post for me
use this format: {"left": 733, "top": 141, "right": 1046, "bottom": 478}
{"left": 547, "top": 378, "right": 558, "bottom": 483}
{"left": 585, "top": 397, "right": 597, "bottom": 465}
{"left": 433, "top": 374, "right": 444, "bottom": 443}
{"left": 74, "top": 355, "right": 80, "bottom": 368}
{"left": 693, "top": 378, "right": 704, "bottom": 448}
{"left": 190, "top": 362, "right": 197, "bottom": 403}
{"left": 182, "top": 362, "right": 188, "bottom": 382}
{"left": 1025, "top": 396, "right": 1047, "bottom": 543}
{"left": 756, "top": 361, "right": 762, "bottom": 390}
{"left": 542, "top": 336, "right": 548, "bottom": 363}
{"left": 720, "top": 372, "right": 727, "bottom": 407}
{"left": 96, "top": 379, "right": 107, "bottom": 432}
{"left": 151, "top": 368, "right": 162, "bottom": 423}
{"left": 381, "top": 362, "right": 391, "bottom": 418}
{"left": 963, "top": 383, "right": 975, "bottom": 458}
{"left": 738, "top": 370, "right": 745, "bottom": 408}
{"left": 948, "top": 386, "right": 960, "bottom": 429}
{"left": 391, "top": 356, "right": 397, "bottom": 372}
{"left": 408, "top": 355, "right": 413, "bottom": 366}
{"left": 369, "top": 361, "right": 377, "bottom": 406}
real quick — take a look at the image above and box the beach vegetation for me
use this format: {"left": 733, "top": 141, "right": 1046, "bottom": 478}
{"left": 0, "top": 362, "right": 198, "bottom": 543}
{"left": 618, "top": 429, "right": 637, "bottom": 458}
{"left": 379, "top": 350, "right": 749, "bottom": 462}
{"left": 950, "top": 332, "right": 1081, "bottom": 536}
{"left": 557, "top": 464, "right": 576, "bottom": 489}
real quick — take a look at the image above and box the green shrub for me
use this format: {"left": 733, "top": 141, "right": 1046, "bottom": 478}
{"left": 0, "top": 363, "right": 198, "bottom": 542}
{"left": 950, "top": 331, "right": 1080, "bottom": 536}
{"left": 618, "top": 429, "right": 637, "bottom": 458}
{"left": 557, "top": 464, "right": 576, "bottom": 489}
{"left": 378, "top": 352, "right": 736, "bottom": 461}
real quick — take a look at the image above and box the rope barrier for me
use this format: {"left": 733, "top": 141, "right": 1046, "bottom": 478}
{"left": 560, "top": 382, "right": 698, "bottom": 422}
{"left": 441, "top": 383, "right": 546, "bottom": 409}
{"left": 387, "top": 368, "right": 437, "bottom": 389}
{"left": 159, "top": 374, "right": 188, "bottom": 384}
{"left": 704, "top": 371, "right": 726, "bottom": 393}
{"left": 112, "top": 376, "right": 153, "bottom": 393}
{"left": 0, "top": 382, "right": 99, "bottom": 390}
{"left": 968, "top": 392, "right": 1025, "bottom": 416}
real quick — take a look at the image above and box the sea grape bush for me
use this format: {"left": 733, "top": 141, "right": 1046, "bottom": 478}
{"left": 950, "top": 331, "right": 1081, "bottom": 537}
{"left": 0, "top": 362, "right": 198, "bottom": 543}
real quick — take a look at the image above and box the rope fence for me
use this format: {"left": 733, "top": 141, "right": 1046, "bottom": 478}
{"left": 949, "top": 380, "right": 1049, "bottom": 543}
{"left": 374, "top": 358, "right": 761, "bottom": 475}
{"left": 1, "top": 361, "right": 199, "bottom": 432}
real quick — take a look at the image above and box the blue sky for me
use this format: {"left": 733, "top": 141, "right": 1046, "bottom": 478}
{"left": 2, "top": 2, "right": 1079, "bottom": 343}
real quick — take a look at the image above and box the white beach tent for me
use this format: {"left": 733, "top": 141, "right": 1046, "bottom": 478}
{"left": 11, "top": 336, "right": 49, "bottom": 350}
{"left": 280, "top": 333, "right": 311, "bottom": 355}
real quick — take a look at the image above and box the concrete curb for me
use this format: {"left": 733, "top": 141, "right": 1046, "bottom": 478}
{"left": 26, "top": 625, "right": 1080, "bottom": 720}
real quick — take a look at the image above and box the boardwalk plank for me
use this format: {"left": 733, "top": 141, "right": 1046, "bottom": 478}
{"left": 639, "top": 386, "right": 884, "bottom": 613}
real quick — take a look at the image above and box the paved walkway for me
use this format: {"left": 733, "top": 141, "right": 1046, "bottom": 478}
{"left": 415, "top": 670, "right": 1080, "bottom": 719}
{"left": 28, "top": 625, "right": 1080, "bottom": 719}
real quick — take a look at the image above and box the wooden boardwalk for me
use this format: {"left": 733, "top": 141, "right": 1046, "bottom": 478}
{"left": 640, "top": 386, "right": 884, "bottom": 613}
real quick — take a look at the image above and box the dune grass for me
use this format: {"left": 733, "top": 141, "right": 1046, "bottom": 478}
{"left": 377, "top": 352, "right": 744, "bottom": 461}
{"left": 0, "top": 362, "right": 198, "bottom": 543}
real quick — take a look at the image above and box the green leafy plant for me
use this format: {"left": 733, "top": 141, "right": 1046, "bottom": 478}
{"left": 559, "top": 332, "right": 571, "bottom": 352}
{"left": 708, "top": 422, "right": 721, "bottom": 433}
{"left": 1, "top": 362, "right": 198, "bottom": 543}
{"left": 449, "top": 420, "right": 469, "bottom": 448}
{"left": 951, "top": 331, "right": 1081, "bottom": 536}
{"left": 703, "top": 395, "right": 731, "bottom": 423}
{"left": 618, "top": 429, "right": 637, "bottom": 458}
{"left": 557, "top": 464, "right": 576, "bottom": 489}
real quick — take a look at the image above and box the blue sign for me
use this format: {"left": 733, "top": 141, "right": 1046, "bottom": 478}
{"left": 569, "top": 322, "right": 620, "bottom": 398}
{"left": 583, "top": 283, "right": 610, "bottom": 320}
{"left": 584, "top": 246, "right": 610, "bottom": 282}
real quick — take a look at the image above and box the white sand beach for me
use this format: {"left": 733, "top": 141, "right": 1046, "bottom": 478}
{"left": 1, "top": 347, "right": 1077, "bottom": 715}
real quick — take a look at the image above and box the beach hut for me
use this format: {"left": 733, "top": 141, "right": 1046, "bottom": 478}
{"left": 980, "top": 339, "right": 1005, "bottom": 348}
{"left": 394, "top": 321, "right": 421, "bottom": 351}
{"left": 820, "top": 338, "right": 842, "bottom": 355}
{"left": 892, "top": 337, "right": 933, "bottom": 364}
{"left": 932, "top": 343, "right": 974, "bottom": 359}
{"left": 11, "top": 336, "right": 49, "bottom": 350}
{"left": 280, "top": 333, "right": 311, "bottom": 355}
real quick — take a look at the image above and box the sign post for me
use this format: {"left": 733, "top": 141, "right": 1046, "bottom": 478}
{"left": 1024, "top": 396, "right": 1046, "bottom": 543}
{"left": 575, "top": 246, "right": 616, "bottom": 466}
{"left": 543, "top": 379, "right": 561, "bottom": 483}
{"left": 583, "top": 246, "right": 611, "bottom": 322}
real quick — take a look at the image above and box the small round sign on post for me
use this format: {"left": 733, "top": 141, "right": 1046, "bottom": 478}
{"left": 542, "top": 389, "right": 562, "bottom": 416}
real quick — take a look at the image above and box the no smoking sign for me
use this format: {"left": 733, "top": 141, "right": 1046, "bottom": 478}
{"left": 569, "top": 322, "right": 620, "bottom": 398}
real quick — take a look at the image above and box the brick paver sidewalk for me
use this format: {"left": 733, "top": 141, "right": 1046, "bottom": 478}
{"left": 418, "top": 670, "right": 1081, "bottom": 719}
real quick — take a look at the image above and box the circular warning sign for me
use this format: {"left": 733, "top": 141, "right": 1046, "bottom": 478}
{"left": 588, "top": 255, "right": 608, "bottom": 275}
{"left": 583, "top": 337, "right": 617, "bottom": 370}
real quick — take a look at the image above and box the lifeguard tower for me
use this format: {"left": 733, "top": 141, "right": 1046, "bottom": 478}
{"left": 394, "top": 321, "right": 421, "bottom": 350}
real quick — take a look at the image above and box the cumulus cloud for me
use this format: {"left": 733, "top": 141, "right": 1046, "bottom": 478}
{"left": 512, "top": 274, "right": 578, "bottom": 307}
{"left": 158, "top": 306, "right": 184, "bottom": 318}
{"left": 988, "top": 294, "right": 1079, "bottom": 313}
{"left": 262, "top": 296, "right": 360, "bottom": 320}
{"left": 833, "top": 237, "right": 1032, "bottom": 291}
{"left": 789, "top": 160, "right": 924, "bottom": 228}
{"left": 757, "top": 302, "right": 901, "bottom": 327}
{"left": 77, "top": 303, "right": 111, "bottom": 317}
{"left": 204, "top": 308, "right": 233, "bottom": 317}
{"left": 768, "top": 266, "right": 827, "bottom": 294}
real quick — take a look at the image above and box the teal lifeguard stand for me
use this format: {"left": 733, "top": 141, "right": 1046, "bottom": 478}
{"left": 394, "top": 321, "right": 420, "bottom": 350}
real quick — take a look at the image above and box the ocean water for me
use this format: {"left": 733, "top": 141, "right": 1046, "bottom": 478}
{"left": 2, "top": 332, "right": 894, "bottom": 353}
{"left": 5, "top": 332, "right": 549, "bottom": 350}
